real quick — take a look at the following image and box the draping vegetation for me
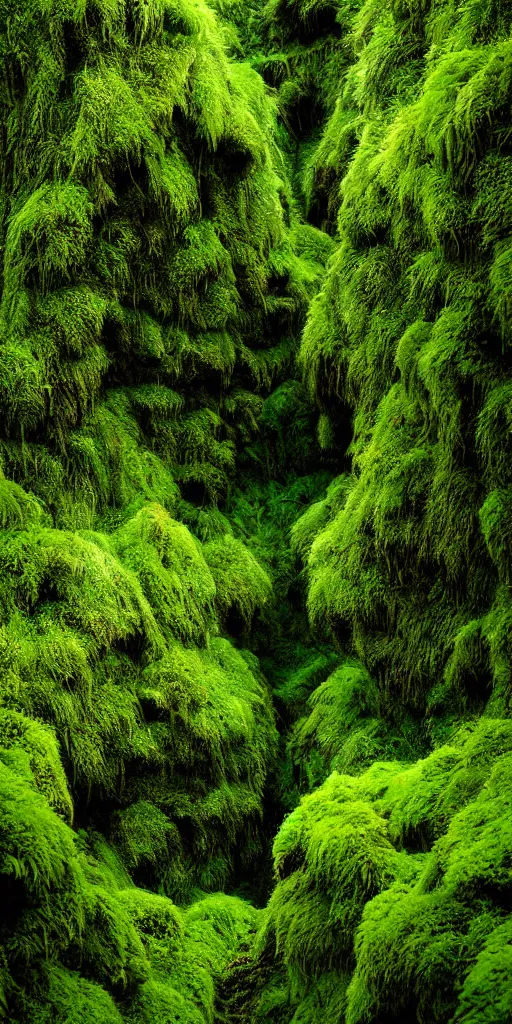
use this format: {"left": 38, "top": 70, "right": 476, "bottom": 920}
{"left": 0, "top": 0, "right": 511, "bottom": 1020}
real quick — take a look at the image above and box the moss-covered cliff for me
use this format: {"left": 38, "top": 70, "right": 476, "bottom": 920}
{"left": 0, "top": 0, "right": 511, "bottom": 1021}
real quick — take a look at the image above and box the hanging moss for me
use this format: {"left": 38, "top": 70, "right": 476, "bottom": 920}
{"left": 296, "top": 0, "right": 512, "bottom": 724}
{"left": 219, "top": 0, "right": 512, "bottom": 1020}
{"left": 1, "top": 0, "right": 512, "bottom": 1019}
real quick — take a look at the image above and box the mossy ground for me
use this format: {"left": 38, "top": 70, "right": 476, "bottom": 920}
{"left": 0, "top": 0, "right": 511, "bottom": 1021}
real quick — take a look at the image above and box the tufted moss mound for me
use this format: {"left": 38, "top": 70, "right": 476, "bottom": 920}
{"left": 296, "top": 0, "right": 512, "bottom": 729}
{"left": 218, "top": 721, "right": 512, "bottom": 1023}
{"left": 0, "top": 498, "right": 279, "bottom": 894}
{"left": 0, "top": 730, "right": 261, "bottom": 1022}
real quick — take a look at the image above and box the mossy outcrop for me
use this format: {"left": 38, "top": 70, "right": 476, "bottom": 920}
{"left": 224, "top": 720, "right": 512, "bottom": 1023}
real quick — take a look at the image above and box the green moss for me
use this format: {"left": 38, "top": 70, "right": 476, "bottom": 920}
{"left": 0, "top": 709, "right": 73, "bottom": 822}
{"left": 4, "top": 184, "right": 94, "bottom": 300}
{"left": 457, "top": 919, "right": 512, "bottom": 1024}
{"left": 203, "top": 533, "right": 272, "bottom": 629}
{"left": 290, "top": 659, "right": 421, "bottom": 786}
{"left": 22, "top": 968, "right": 125, "bottom": 1024}
{"left": 0, "top": 0, "right": 511, "bottom": 1020}
{"left": 240, "top": 719, "right": 512, "bottom": 1022}
{"left": 118, "top": 887, "right": 184, "bottom": 972}
{"left": 298, "top": 4, "right": 512, "bottom": 701}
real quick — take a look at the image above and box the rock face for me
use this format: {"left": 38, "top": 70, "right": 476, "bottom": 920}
{"left": 0, "top": 1, "right": 511, "bottom": 1022}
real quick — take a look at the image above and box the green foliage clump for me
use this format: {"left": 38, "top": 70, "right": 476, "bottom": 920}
{"left": 0, "top": 501, "right": 279, "bottom": 906}
{"left": 203, "top": 533, "right": 272, "bottom": 630}
{"left": 0, "top": 709, "right": 74, "bottom": 822}
{"left": 222, "top": 720, "right": 512, "bottom": 1023}
{"left": 295, "top": 0, "right": 512, "bottom": 726}
{"left": 289, "top": 658, "right": 421, "bottom": 786}
{"left": 0, "top": 712, "right": 262, "bottom": 1023}
{"left": 0, "top": 0, "right": 318, "bottom": 525}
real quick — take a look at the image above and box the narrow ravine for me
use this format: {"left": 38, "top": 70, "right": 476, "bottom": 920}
{"left": 0, "top": 2, "right": 511, "bottom": 1023}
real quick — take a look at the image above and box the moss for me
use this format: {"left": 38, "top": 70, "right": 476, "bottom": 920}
{"left": 0, "top": 0, "right": 511, "bottom": 1020}
{"left": 457, "top": 919, "right": 512, "bottom": 1024}
{"left": 118, "top": 887, "right": 184, "bottom": 973}
{"left": 203, "top": 533, "right": 272, "bottom": 630}
{"left": 0, "top": 709, "right": 73, "bottom": 822}
{"left": 3, "top": 184, "right": 94, "bottom": 300}
{"left": 290, "top": 659, "right": 422, "bottom": 787}
{"left": 113, "top": 504, "right": 217, "bottom": 643}
{"left": 0, "top": 0, "right": 311, "bottom": 526}
{"left": 110, "top": 802, "right": 181, "bottom": 875}
{"left": 248, "top": 717, "right": 512, "bottom": 1023}
{"left": 21, "top": 968, "right": 125, "bottom": 1024}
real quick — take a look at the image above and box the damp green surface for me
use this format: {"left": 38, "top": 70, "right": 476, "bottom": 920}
{"left": 0, "top": 0, "right": 511, "bottom": 1021}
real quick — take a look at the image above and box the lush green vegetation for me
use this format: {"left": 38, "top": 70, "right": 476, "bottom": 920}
{"left": 0, "top": 0, "right": 511, "bottom": 1021}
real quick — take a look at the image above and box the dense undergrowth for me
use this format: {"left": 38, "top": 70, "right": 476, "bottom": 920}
{"left": 0, "top": 0, "right": 511, "bottom": 1021}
